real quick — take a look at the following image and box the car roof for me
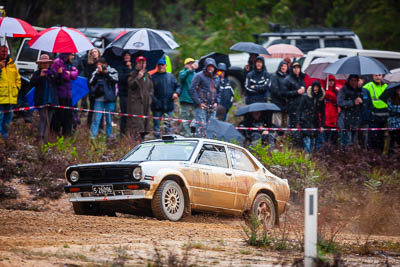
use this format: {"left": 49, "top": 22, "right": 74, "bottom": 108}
{"left": 312, "top": 48, "right": 400, "bottom": 59}
{"left": 142, "top": 137, "right": 246, "bottom": 150}
{"left": 260, "top": 28, "right": 355, "bottom": 38}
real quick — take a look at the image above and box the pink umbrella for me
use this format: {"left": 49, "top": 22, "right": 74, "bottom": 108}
{"left": 266, "top": 44, "right": 304, "bottom": 58}
{"left": 28, "top": 26, "right": 94, "bottom": 53}
{"left": 0, "top": 17, "right": 38, "bottom": 37}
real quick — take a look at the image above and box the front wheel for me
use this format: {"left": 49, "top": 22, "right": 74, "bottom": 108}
{"left": 151, "top": 180, "right": 185, "bottom": 221}
{"left": 251, "top": 193, "right": 276, "bottom": 228}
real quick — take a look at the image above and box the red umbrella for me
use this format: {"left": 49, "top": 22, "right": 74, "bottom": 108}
{"left": 0, "top": 17, "right": 38, "bottom": 37}
{"left": 266, "top": 44, "right": 304, "bottom": 58}
{"left": 28, "top": 26, "right": 94, "bottom": 53}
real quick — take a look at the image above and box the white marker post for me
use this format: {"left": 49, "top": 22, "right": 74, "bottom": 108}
{"left": 304, "top": 188, "right": 318, "bottom": 267}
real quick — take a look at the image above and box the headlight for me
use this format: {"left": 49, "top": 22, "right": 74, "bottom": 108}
{"left": 70, "top": 170, "right": 80, "bottom": 183}
{"left": 132, "top": 167, "right": 142, "bottom": 180}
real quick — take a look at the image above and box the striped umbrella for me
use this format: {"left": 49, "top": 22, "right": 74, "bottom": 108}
{"left": 109, "top": 28, "right": 179, "bottom": 51}
{"left": 0, "top": 17, "right": 38, "bottom": 37}
{"left": 28, "top": 26, "right": 93, "bottom": 53}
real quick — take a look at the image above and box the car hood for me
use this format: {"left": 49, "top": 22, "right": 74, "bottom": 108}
{"left": 68, "top": 161, "right": 141, "bottom": 169}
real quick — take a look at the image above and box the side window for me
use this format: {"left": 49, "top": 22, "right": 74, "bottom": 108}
{"left": 295, "top": 39, "right": 320, "bottom": 54}
{"left": 17, "top": 39, "right": 40, "bottom": 62}
{"left": 325, "top": 38, "right": 357, "bottom": 49}
{"left": 228, "top": 147, "right": 257, "bottom": 172}
{"left": 196, "top": 144, "right": 229, "bottom": 168}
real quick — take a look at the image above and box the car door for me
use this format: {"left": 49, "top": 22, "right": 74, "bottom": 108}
{"left": 191, "top": 143, "right": 235, "bottom": 209}
{"left": 15, "top": 38, "right": 40, "bottom": 78}
{"left": 228, "top": 147, "right": 259, "bottom": 211}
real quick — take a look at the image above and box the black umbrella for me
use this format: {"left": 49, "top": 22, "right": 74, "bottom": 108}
{"left": 206, "top": 119, "right": 244, "bottom": 144}
{"left": 323, "top": 55, "right": 390, "bottom": 75}
{"left": 198, "top": 52, "right": 230, "bottom": 71}
{"left": 230, "top": 42, "right": 270, "bottom": 55}
{"left": 235, "top": 102, "right": 280, "bottom": 116}
{"left": 379, "top": 82, "right": 400, "bottom": 103}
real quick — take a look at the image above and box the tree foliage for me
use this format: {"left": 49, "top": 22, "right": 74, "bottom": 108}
{"left": 3, "top": 0, "right": 400, "bottom": 66}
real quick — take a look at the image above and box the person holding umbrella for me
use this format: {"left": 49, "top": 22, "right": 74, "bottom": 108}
{"left": 51, "top": 53, "right": 78, "bottom": 136}
{"left": 30, "top": 54, "right": 60, "bottom": 144}
{"left": 117, "top": 51, "right": 133, "bottom": 136}
{"left": 190, "top": 58, "right": 220, "bottom": 137}
{"left": 337, "top": 75, "right": 363, "bottom": 147}
{"left": 0, "top": 45, "right": 21, "bottom": 144}
{"left": 363, "top": 74, "right": 388, "bottom": 153}
{"left": 245, "top": 56, "right": 272, "bottom": 104}
{"left": 127, "top": 56, "right": 153, "bottom": 142}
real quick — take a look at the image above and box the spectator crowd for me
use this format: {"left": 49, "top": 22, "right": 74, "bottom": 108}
{"left": 0, "top": 45, "right": 399, "bottom": 155}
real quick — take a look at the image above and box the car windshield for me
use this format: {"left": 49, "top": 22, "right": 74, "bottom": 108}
{"left": 122, "top": 141, "right": 198, "bottom": 161}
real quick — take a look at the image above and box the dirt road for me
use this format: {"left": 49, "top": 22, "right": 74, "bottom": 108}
{"left": 0, "top": 201, "right": 399, "bottom": 267}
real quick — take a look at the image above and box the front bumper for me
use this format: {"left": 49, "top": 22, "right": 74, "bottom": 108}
{"left": 64, "top": 182, "right": 150, "bottom": 202}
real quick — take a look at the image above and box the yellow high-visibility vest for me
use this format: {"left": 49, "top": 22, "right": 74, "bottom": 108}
{"left": 363, "top": 81, "right": 387, "bottom": 109}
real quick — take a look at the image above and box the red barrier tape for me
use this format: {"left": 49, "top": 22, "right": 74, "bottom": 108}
{"left": 1, "top": 104, "right": 399, "bottom": 131}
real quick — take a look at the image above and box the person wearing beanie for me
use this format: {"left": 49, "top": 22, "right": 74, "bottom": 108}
{"left": 190, "top": 57, "right": 220, "bottom": 137}
{"left": 244, "top": 56, "right": 272, "bottom": 104}
{"left": 296, "top": 80, "right": 325, "bottom": 153}
{"left": 178, "top": 58, "right": 197, "bottom": 136}
{"left": 151, "top": 57, "right": 181, "bottom": 139}
{"left": 337, "top": 74, "right": 363, "bottom": 147}
{"left": 216, "top": 62, "right": 234, "bottom": 121}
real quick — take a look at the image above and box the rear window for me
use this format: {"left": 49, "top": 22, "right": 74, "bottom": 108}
{"left": 295, "top": 39, "right": 320, "bottom": 53}
{"left": 374, "top": 58, "right": 400, "bottom": 70}
{"left": 17, "top": 40, "right": 39, "bottom": 62}
{"left": 325, "top": 38, "right": 357, "bottom": 49}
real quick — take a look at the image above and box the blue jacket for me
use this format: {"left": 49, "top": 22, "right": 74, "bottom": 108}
{"left": 152, "top": 72, "right": 181, "bottom": 112}
{"left": 219, "top": 77, "right": 234, "bottom": 111}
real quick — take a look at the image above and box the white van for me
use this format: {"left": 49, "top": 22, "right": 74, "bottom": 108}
{"left": 302, "top": 48, "right": 400, "bottom": 72}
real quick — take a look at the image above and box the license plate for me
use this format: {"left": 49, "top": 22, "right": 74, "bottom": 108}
{"left": 92, "top": 185, "right": 114, "bottom": 196}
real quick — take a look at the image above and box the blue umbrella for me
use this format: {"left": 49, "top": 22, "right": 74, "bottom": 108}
{"left": 235, "top": 102, "right": 280, "bottom": 116}
{"left": 26, "top": 76, "right": 89, "bottom": 107}
{"left": 206, "top": 119, "right": 244, "bottom": 144}
{"left": 323, "top": 55, "right": 390, "bottom": 75}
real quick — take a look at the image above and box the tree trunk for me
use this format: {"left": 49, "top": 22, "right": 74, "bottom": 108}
{"left": 120, "top": 0, "right": 134, "bottom": 28}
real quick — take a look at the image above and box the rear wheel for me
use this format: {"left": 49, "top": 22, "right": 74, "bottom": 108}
{"left": 251, "top": 193, "right": 276, "bottom": 228}
{"left": 151, "top": 180, "right": 185, "bottom": 221}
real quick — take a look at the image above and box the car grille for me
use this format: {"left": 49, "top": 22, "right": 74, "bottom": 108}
{"left": 77, "top": 168, "right": 133, "bottom": 184}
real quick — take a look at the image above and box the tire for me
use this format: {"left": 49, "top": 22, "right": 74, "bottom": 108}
{"left": 151, "top": 180, "right": 185, "bottom": 221}
{"left": 251, "top": 193, "right": 276, "bottom": 228}
{"left": 228, "top": 75, "right": 243, "bottom": 95}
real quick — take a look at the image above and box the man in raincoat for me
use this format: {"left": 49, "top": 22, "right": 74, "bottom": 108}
{"left": 0, "top": 45, "right": 21, "bottom": 142}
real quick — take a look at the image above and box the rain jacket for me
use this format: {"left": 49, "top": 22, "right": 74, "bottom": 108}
{"left": 152, "top": 71, "right": 181, "bottom": 112}
{"left": 89, "top": 66, "right": 119, "bottom": 102}
{"left": 178, "top": 67, "right": 195, "bottom": 104}
{"left": 0, "top": 57, "right": 21, "bottom": 105}
{"left": 324, "top": 76, "right": 339, "bottom": 128}
{"left": 271, "top": 60, "right": 288, "bottom": 111}
{"left": 51, "top": 55, "right": 78, "bottom": 99}
{"left": 219, "top": 77, "right": 234, "bottom": 111}
{"left": 30, "top": 68, "right": 60, "bottom": 105}
{"left": 282, "top": 68, "right": 306, "bottom": 114}
{"left": 117, "top": 65, "right": 132, "bottom": 97}
{"left": 244, "top": 56, "right": 272, "bottom": 104}
{"left": 337, "top": 79, "right": 363, "bottom": 129}
{"left": 296, "top": 81, "right": 326, "bottom": 131}
{"left": 127, "top": 69, "right": 153, "bottom": 133}
{"left": 190, "top": 58, "right": 220, "bottom": 107}
{"left": 363, "top": 81, "right": 388, "bottom": 115}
